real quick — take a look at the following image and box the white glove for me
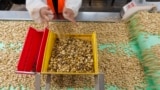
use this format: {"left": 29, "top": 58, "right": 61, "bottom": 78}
{"left": 63, "top": 7, "right": 76, "bottom": 23}
{"left": 40, "top": 6, "right": 54, "bottom": 24}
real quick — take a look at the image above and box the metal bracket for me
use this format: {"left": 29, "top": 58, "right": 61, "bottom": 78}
{"left": 95, "top": 73, "right": 105, "bottom": 90}
{"left": 35, "top": 73, "right": 105, "bottom": 90}
{"left": 45, "top": 74, "right": 51, "bottom": 90}
{"left": 35, "top": 73, "right": 41, "bottom": 90}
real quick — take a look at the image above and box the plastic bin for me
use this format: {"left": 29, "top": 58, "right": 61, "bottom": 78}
{"left": 41, "top": 30, "right": 99, "bottom": 75}
{"left": 16, "top": 27, "right": 49, "bottom": 74}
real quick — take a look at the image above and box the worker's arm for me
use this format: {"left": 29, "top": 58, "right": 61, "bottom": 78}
{"left": 63, "top": 0, "right": 82, "bottom": 23}
{"left": 63, "top": 0, "right": 82, "bottom": 22}
{"left": 26, "top": 0, "right": 82, "bottom": 23}
{"left": 26, "top": 0, "right": 53, "bottom": 23}
{"left": 65, "top": 0, "right": 82, "bottom": 17}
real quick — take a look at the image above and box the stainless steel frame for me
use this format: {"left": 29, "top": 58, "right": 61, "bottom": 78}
{"left": 0, "top": 11, "right": 121, "bottom": 22}
{"left": 35, "top": 73, "right": 105, "bottom": 90}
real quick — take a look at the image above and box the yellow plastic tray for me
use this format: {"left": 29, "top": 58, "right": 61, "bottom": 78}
{"left": 41, "top": 30, "right": 99, "bottom": 74}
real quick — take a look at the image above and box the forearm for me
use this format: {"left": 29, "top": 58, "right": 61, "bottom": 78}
{"left": 26, "top": 0, "right": 48, "bottom": 23}
{"left": 65, "top": 0, "right": 82, "bottom": 17}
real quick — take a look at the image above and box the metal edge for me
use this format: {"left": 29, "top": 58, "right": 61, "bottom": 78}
{"left": 0, "top": 11, "right": 121, "bottom": 22}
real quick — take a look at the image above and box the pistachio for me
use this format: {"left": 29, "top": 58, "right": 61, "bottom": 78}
{"left": 48, "top": 37, "right": 94, "bottom": 73}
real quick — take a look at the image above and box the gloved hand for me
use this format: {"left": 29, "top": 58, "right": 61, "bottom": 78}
{"left": 63, "top": 7, "right": 76, "bottom": 23}
{"left": 40, "top": 6, "right": 76, "bottom": 24}
{"left": 40, "top": 7, "right": 54, "bottom": 25}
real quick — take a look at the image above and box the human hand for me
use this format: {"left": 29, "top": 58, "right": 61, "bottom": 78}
{"left": 40, "top": 7, "right": 53, "bottom": 25}
{"left": 63, "top": 7, "right": 76, "bottom": 23}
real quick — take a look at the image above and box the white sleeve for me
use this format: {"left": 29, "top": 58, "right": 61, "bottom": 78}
{"left": 26, "top": 0, "right": 48, "bottom": 23}
{"left": 65, "top": 0, "right": 82, "bottom": 17}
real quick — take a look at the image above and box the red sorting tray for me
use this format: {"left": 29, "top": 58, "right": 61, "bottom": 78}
{"left": 16, "top": 27, "right": 49, "bottom": 74}
{"left": 36, "top": 28, "right": 49, "bottom": 72}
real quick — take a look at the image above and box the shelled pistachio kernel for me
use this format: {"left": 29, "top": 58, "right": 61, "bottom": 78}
{"left": 48, "top": 37, "right": 94, "bottom": 73}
